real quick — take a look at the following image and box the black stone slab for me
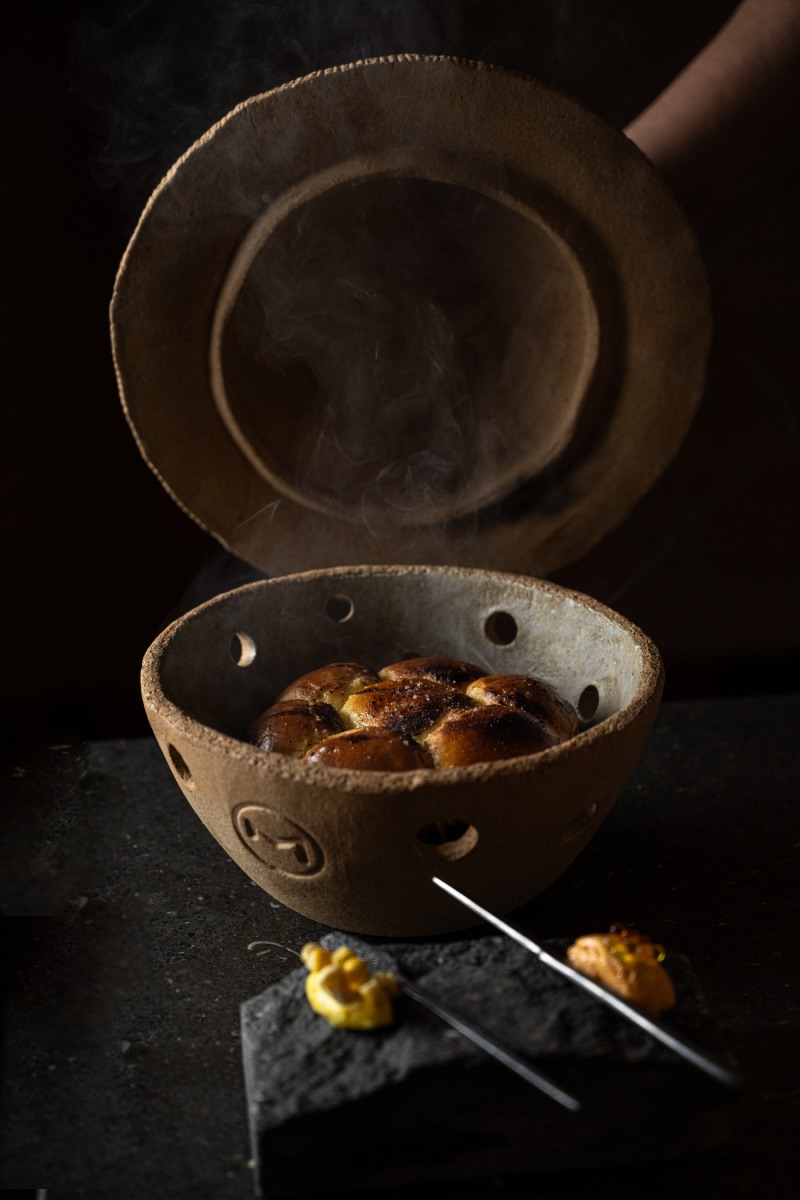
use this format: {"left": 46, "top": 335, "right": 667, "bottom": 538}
{"left": 242, "top": 934, "right": 736, "bottom": 1196}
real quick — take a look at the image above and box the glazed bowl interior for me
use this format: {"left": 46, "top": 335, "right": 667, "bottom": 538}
{"left": 144, "top": 565, "right": 663, "bottom": 935}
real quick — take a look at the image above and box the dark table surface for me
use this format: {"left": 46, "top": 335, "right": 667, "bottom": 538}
{"left": 2, "top": 695, "right": 798, "bottom": 1199}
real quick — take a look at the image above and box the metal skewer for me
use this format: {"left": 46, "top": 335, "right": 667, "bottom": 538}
{"left": 398, "top": 974, "right": 582, "bottom": 1112}
{"left": 432, "top": 876, "right": 741, "bottom": 1090}
{"left": 335, "top": 935, "right": 581, "bottom": 1112}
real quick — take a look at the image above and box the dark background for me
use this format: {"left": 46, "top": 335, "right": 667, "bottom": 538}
{"left": 4, "top": 0, "right": 798, "bottom": 745}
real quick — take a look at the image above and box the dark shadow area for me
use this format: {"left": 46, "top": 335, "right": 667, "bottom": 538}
{"left": 4, "top": 1, "right": 797, "bottom": 745}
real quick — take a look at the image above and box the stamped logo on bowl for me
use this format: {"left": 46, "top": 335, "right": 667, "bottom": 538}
{"left": 233, "top": 803, "right": 323, "bottom": 876}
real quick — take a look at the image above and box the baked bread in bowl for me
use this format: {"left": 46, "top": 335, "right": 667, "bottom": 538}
{"left": 250, "top": 656, "right": 578, "bottom": 770}
{"left": 141, "top": 565, "right": 663, "bottom": 935}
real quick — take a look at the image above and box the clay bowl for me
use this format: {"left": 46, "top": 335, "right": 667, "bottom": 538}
{"left": 142, "top": 565, "right": 663, "bottom": 936}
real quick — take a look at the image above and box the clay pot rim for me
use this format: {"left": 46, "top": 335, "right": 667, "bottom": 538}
{"left": 141, "top": 564, "right": 664, "bottom": 794}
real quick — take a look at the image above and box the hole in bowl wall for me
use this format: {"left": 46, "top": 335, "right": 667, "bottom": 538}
{"left": 326, "top": 594, "right": 355, "bottom": 623}
{"left": 231, "top": 631, "right": 257, "bottom": 667}
{"left": 168, "top": 744, "right": 195, "bottom": 791}
{"left": 577, "top": 683, "right": 600, "bottom": 722}
{"left": 484, "top": 610, "right": 518, "bottom": 646}
{"left": 561, "top": 801, "right": 599, "bottom": 842}
{"left": 416, "top": 819, "right": 479, "bottom": 862}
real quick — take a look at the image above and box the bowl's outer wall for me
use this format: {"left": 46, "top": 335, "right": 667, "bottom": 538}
{"left": 142, "top": 567, "right": 663, "bottom": 935}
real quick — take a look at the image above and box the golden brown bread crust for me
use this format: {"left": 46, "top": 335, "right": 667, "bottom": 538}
{"left": 249, "top": 657, "right": 578, "bottom": 771}
{"left": 276, "top": 662, "right": 379, "bottom": 711}
{"left": 465, "top": 674, "right": 579, "bottom": 741}
{"left": 342, "top": 679, "right": 473, "bottom": 738}
{"left": 303, "top": 728, "right": 430, "bottom": 771}
{"left": 378, "top": 656, "right": 485, "bottom": 688}
{"left": 423, "top": 704, "right": 560, "bottom": 768}
{"left": 249, "top": 700, "right": 344, "bottom": 756}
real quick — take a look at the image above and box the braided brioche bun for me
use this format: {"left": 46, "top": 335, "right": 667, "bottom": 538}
{"left": 249, "top": 657, "right": 578, "bottom": 771}
{"left": 377, "top": 656, "right": 484, "bottom": 688}
{"left": 422, "top": 704, "right": 561, "bottom": 768}
{"left": 465, "top": 674, "right": 579, "bottom": 741}
{"left": 341, "top": 678, "right": 473, "bottom": 738}
{"left": 304, "top": 727, "right": 430, "bottom": 771}
{"left": 276, "top": 662, "right": 379, "bottom": 710}
{"left": 249, "top": 700, "right": 344, "bottom": 756}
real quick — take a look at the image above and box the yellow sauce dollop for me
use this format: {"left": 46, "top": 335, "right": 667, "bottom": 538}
{"left": 300, "top": 943, "right": 399, "bottom": 1030}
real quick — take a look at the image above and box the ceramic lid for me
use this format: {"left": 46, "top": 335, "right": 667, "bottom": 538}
{"left": 111, "top": 55, "right": 710, "bottom": 577}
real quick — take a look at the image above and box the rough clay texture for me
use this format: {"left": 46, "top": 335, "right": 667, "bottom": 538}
{"left": 143, "top": 566, "right": 663, "bottom": 935}
{"left": 112, "top": 56, "right": 709, "bottom": 579}
{"left": 242, "top": 934, "right": 736, "bottom": 1196}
